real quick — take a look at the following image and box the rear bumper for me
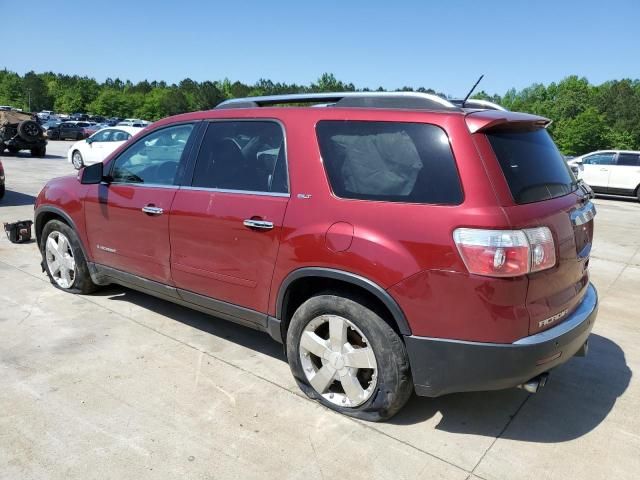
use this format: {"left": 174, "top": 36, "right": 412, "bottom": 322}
{"left": 405, "top": 283, "right": 598, "bottom": 397}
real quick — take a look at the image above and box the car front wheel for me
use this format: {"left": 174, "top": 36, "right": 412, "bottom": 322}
{"left": 41, "top": 220, "right": 97, "bottom": 294}
{"left": 287, "top": 294, "right": 413, "bottom": 421}
{"left": 71, "top": 150, "right": 84, "bottom": 169}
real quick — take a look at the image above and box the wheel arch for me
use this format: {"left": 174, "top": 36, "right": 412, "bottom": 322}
{"left": 35, "top": 206, "right": 89, "bottom": 261}
{"left": 275, "top": 268, "right": 411, "bottom": 343}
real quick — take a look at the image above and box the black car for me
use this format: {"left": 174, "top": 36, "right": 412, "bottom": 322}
{"left": 46, "top": 122, "right": 88, "bottom": 140}
{"left": 70, "top": 113, "right": 89, "bottom": 121}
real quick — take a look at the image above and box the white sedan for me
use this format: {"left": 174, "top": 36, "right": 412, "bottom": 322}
{"left": 67, "top": 126, "right": 143, "bottom": 169}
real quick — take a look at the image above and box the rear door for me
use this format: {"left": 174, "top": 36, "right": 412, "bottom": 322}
{"left": 581, "top": 152, "right": 616, "bottom": 190}
{"left": 169, "top": 120, "right": 289, "bottom": 318}
{"left": 481, "top": 127, "right": 593, "bottom": 335}
{"left": 608, "top": 152, "right": 640, "bottom": 194}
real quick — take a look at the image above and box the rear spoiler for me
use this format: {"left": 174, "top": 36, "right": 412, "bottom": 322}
{"left": 465, "top": 110, "right": 551, "bottom": 134}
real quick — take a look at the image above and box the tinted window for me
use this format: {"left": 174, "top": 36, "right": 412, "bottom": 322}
{"left": 91, "top": 130, "right": 112, "bottom": 142}
{"left": 112, "top": 130, "right": 131, "bottom": 142}
{"left": 583, "top": 153, "right": 616, "bottom": 165}
{"left": 617, "top": 153, "right": 640, "bottom": 166}
{"left": 192, "top": 121, "right": 287, "bottom": 193}
{"left": 487, "top": 128, "right": 577, "bottom": 204}
{"left": 316, "top": 121, "right": 462, "bottom": 204}
{"left": 111, "top": 124, "right": 193, "bottom": 185}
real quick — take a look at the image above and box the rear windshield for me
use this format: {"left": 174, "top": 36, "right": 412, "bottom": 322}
{"left": 316, "top": 121, "right": 463, "bottom": 205}
{"left": 487, "top": 128, "right": 577, "bottom": 204}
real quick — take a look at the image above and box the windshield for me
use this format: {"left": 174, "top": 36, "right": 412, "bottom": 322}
{"left": 486, "top": 128, "right": 578, "bottom": 204}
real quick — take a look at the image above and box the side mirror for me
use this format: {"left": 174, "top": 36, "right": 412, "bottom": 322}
{"left": 80, "top": 162, "right": 105, "bottom": 184}
{"left": 86, "top": 137, "right": 93, "bottom": 145}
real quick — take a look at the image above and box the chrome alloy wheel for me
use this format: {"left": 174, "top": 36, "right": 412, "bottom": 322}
{"left": 71, "top": 151, "right": 83, "bottom": 169}
{"left": 299, "top": 314, "right": 378, "bottom": 407}
{"left": 45, "top": 231, "right": 76, "bottom": 289}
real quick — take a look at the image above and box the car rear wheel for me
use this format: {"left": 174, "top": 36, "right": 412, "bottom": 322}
{"left": 287, "top": 294, "right": 413, "bottom": 421}
{"left": 0, "top": 184, "right": 5, "bottom": 200}
{"left": 71, "top": 150, "right": 84, "bottom": 169}
{"left": 7, "top": 146, "right": 19, "bottom": 154}
{"left": 41, "top": 220, "right": 98, "bottom": 294}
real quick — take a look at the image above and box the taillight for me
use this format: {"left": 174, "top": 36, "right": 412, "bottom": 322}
{"left": 453, "top": 227, "right": 556, "bottom": 277}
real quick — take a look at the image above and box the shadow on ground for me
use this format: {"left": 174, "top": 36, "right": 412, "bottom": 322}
{"left": 0, "top": 190, "right": 37, "bottom": 207}
{"left": 8, "top": 151, "right": 65, "bottom": 160}
{"left": 96, "top": 285, "right": 630, "bottom": 443}
{"left": 96, "top": 286, "right": 285, "bottom": 361}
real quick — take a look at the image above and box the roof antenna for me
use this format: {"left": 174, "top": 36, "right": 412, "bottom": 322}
{"left": 462, "top": 74, "right": 484, "bottom": 108}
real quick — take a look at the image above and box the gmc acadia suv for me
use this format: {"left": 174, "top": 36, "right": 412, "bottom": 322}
{"left": 34, "top": 92, "right": 598, "bottom": 421}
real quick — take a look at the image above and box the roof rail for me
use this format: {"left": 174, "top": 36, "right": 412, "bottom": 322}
{"left": 449, "top": 99, "right": 508, "bottom": 111}
{"left": 216, "top": 92, "right": 460, "bottom": 111}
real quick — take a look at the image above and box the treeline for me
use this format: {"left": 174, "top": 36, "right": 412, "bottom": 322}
{"left": 1, "top": 69, "right": 639, "bottom": 155}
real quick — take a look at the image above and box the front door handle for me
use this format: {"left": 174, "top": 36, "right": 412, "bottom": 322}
{"left": 142, "top": 205, "right": 164, "bottom": 215}
{"left": 599, "top": 168, "right": 609, "bottom": 171}
{"left": 243, "top": 219, "right": 274, "bottom": 230}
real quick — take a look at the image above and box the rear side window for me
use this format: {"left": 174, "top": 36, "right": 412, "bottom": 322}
{"left": 316, "top": 121, "right": 462, "bottom": 204}
{"left": 486, "top": 128, "right": 576, "bottom": 204}
{"left": 192, "top": 121, "right": 287, "bottom": 193}
{"left": 617, "top": 153, "right": 640, "bottom": 166}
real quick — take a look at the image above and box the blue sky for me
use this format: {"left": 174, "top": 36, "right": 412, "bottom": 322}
{"left": 3, "top": 0, "right": 639, "bottom": 97}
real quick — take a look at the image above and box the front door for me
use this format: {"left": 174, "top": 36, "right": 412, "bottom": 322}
{"left": 84, "top": 123, "right": 196, "bottom": 284}
{"left": 170, "top": 120, "right": 289, "bottom": 316}
{"left": 580, "top": 152, "right": 616, "bottom": 190}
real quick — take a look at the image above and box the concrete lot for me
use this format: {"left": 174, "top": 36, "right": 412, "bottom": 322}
{"left": 0, "top": 140, "right": 639, "bottom": 480}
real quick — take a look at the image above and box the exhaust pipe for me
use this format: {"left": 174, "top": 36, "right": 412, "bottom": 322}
{"left": 519, "top": 372, "right": 549, "bottom": 394}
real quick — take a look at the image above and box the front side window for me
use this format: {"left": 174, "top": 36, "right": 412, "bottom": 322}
{"left": 111, "top": 123, "right": 194, "bottom": 185}
{"left": 316, "top": 121, "right": 462, "bottom": 204}
{"left": 192, "top": 121, "right": 287, "bottom": 193}
{"left": 583, "top": 153, "right": 616, "bottom": 165}
{"left": 112, "top": 130, "right": 131, "bottom": 142}
{"left": 91, "top": 129, "right": 113, "bottom": 142}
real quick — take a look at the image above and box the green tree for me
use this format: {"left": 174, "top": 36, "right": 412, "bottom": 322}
{"left": 552, "top": 107, "right": 610, "bottom": 155}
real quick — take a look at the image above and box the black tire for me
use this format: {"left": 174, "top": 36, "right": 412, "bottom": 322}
{"left": 0, "top": 184, "right": 5, "bottom": 200}
{"left": 7, "top": 145, "right": 19, "bottom": 154}
{"left": 636, "top": 186, "right": 640, "bottom": 203}
{"left": 71, "top": 150, "right": 84, "bottom": 169}
{"left": 40, "top": 219, "right": 98, "bottom": 295}
{"left": 286, "top": 293, "right": 413, "bottom": 421}
{"left": 17, "top": 120, "right": 42, "bottom": 141}
{"left": 31, "top": 146, "right": 46, "bottom": 158}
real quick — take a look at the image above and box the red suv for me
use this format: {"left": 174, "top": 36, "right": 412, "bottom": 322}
{"left": 34, "top": 92, "right": 598, "bottom": 421}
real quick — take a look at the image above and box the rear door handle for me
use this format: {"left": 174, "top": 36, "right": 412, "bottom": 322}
{"left": 243, "top": 219, "right": 274, "bottom": 230}
{"left": 142, "top": 205, "right": 164, "bottom": 215}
